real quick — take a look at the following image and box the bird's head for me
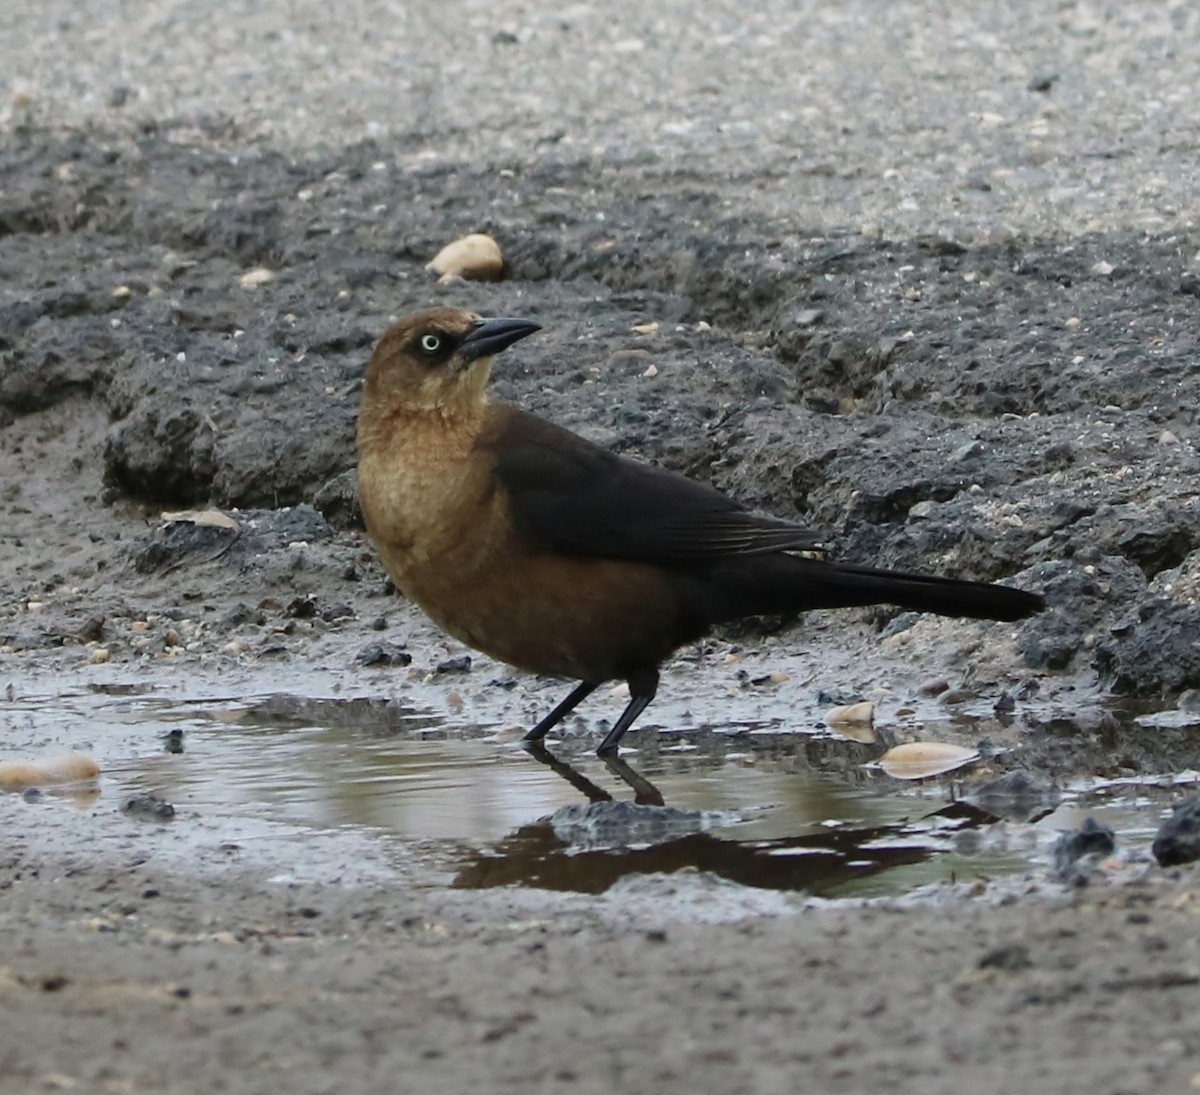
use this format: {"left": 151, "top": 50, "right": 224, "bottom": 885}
{"left": 361, "top": 307, "right": 540, "bottom": 421}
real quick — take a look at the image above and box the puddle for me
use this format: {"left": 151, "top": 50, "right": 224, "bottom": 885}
{"left": 0, "top": 677, "right": 1191, "bottom": 899}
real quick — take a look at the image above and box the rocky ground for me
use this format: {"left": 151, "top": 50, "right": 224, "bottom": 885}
{"left": 3, "top": 1, "right": 1200, "bottom": 1092}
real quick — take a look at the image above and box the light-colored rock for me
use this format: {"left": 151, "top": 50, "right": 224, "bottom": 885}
{"left": 426, "top": 234, "right": 503, "bottom": 282}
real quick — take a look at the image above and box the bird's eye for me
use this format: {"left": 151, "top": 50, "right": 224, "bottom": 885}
{"left": 420, "top": 334, "right": 442, "bottom": 353}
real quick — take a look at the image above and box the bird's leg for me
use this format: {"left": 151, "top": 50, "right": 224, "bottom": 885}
{"left": 596, "top": 669, "right": 659, "bottom": 757}
{"left": 522, "top": 680, "right": 598, "bottom": 743}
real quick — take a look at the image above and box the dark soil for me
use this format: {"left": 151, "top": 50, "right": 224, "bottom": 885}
{"left": 2, "top": 129, "right": 1199, "bottom": 695}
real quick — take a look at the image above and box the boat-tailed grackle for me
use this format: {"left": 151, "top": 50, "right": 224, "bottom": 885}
{"left": 356, "top": 308, "right": 1044, "bottom": 755}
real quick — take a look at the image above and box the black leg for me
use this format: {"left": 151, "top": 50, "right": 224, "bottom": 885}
{"left": 522, "top": 680, "right": 598, "bottom": 743}
{"left": 596, "top": 669, "right": 659, "bottom": 757}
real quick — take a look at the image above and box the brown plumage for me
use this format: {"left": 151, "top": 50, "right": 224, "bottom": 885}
{"left": 357, "top": 307, "right": 1043, "bottom": 755}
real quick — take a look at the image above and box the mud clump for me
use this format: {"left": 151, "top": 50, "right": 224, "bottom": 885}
{"left": 355, "top": 641, "right": 411, "bottom": 668}
{"left": 963, "top": 771, "right": 1062, "bottom": 823}
{"left": 1152, "top": 797, "right": 1200, "bottom": 868}
{"left": 129, "top": 506, "right": 335, "bottom": 575}
{"left": 1053, "top": 818, "right": 1117, "bottom": 885}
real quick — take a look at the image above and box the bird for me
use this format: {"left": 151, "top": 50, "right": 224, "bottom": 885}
{"left": 356, "top": 307, "right": 1044, "bottom": 756}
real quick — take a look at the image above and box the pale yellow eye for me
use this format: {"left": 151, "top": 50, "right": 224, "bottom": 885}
{"left": 420, "top": 334, "right": 441, "bottom": 353}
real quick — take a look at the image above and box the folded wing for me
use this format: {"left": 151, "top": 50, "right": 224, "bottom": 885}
{"left": 485, "top": 408, "right": 825, "bottom": 566}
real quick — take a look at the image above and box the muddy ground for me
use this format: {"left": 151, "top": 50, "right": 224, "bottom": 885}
{"left": 4, "top": 1, "right": 1200, "bottom": 1092}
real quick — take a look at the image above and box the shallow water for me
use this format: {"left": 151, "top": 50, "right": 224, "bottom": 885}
{"left": 0, "top": 676, "right": 1189, "bottom": 898}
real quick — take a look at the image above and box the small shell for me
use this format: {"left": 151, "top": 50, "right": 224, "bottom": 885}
{"left": 426, "top": 234, "right": 503, "bottom": 282}
{"left": 824, "top": 701, "right": 875, "bottom": 726}
{"left": 824, "top": 702, "right": 877, "bottom": 744}
{"left": 0, "top": 754, "right": 102, "bottom": 789}
{"left": 878, "top": 742, "right": 979, "bottom": 780}
{"left": 160, "top": 509, "right": 240, "bottom": 531}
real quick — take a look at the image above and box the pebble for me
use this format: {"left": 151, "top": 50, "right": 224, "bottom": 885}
{"left": 355, "top": 641, "right": 412, "bottom": 667}
{"left": 123, "top": 794, "right": 176, "bottom": 822}
{"left": 1152, "top": 797, "right": 1200, "bottom": 867}
{"left": 949, "top": 440, "right": 987, "bottom": 464}
{"left": 1054, "top": 817, "right": 1116, "bottom": 878}
{"left": 631, "top": 322, "right": 659, "bottom": 335}
{"left": 1090, "top": 260, "right": 1114, "bottom": 276}
{"left": 978, "top": 943, "right": 1033, "bottom": 971}
{"left": 435, "top": 655, "right": 472, "bottom": 674}
{"left": 238, "top": 267, "right": 277, "bottom": 288}
{"left": 77, "top": 615, "right": 105, "bottom": 643}
{"left": 789, "top": 308, "right": 825, "bottom": 328}
{"left": 286, "top": 596, "right": 318, "bottom": 619}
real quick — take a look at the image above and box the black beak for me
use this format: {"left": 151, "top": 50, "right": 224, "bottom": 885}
{"left": 458, "top": 317, "right": 541, "bottom": 362}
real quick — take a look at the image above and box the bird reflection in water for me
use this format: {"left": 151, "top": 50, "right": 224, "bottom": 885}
{"left": 453, "top": 743, "right": 958, "bottom": 896}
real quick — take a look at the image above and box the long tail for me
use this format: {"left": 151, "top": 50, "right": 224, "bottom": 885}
{"left": 686, "top": 555, "right": 1043, "bottom": 625}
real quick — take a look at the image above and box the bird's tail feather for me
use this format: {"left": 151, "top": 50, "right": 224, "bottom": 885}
{"left": 692, "top": 555, "right": 1043, "bottom": 624}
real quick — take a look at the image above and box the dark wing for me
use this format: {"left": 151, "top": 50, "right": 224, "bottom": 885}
{"left": 484, "top": 407, "right": 825, "bottom": 565}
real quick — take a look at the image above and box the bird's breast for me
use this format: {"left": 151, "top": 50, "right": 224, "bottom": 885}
{"left": 357, "top": 415, "right": 499, "bottom": 573}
